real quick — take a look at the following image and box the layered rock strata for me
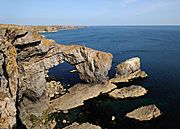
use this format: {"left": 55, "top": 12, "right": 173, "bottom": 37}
{"left": 0, "top": 24, "right": 154, "bottom": 129}
{"left": 0, "top": 24, "right": 112, "bottom": 128}
{"left": 49, "top": 81, "right": 117, "bottom": 111}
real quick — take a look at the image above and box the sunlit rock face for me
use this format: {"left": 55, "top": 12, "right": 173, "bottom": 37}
{"left": 0, "top": 28, "right": 20, "bottom": 129}
{"left": 126, "top": 105, "right": 161, "bottom": 121}
{"left": 110, "top": 57, "right": 148, "bottom": 83}
{"left": 108, "top": 85, "right": 148, "bottom": 99}
{"left": 61, "top": 45, "right": 113, "bottom": 83}
{"left": 49, "top": 81, "right": 117, "bottom": 111}
{"left": 116, "top": 57, "right": 140, "bottom": 76}
{"left": 0, "top": 24, "right": 112, "bottom": 128}
{"left": 15, "top": 31, "right": 112, "bottom": 98}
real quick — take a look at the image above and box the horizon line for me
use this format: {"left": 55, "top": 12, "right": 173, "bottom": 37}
{"left": 1, "top": 23, "right": 180, "bottom": 26}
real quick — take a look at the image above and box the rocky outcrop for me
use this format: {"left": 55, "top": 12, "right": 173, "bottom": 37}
{"left": 0, "top": 24, "right": 154, "bottom": 129}
{"left": 0, "top": 24, "right": 112, "bottom": 128}
{"left": 60, "top": 45, "right": 112, "bottom": 83}
{"left": 126, "top": 105, "right": 161, "bottom": 121}
{"left": 18, "top": 81, "right": 116, "bottom": 128}
{"left": 16, "top": 41, "right": 112, "bottom": 100}
{"left": 0, "top": 24, "right": 112, "bottom": 95}
{"left": 110, "top": 57, "right": 148, "bottom": 83}
{"left": 63, "top": 122, "right": 101, "bottom": 129}
{"left": 49, "top": 81, "right": 117, "bottom": 111}
{"left": 108, "top": 85, "right": 147, "bottom": 99}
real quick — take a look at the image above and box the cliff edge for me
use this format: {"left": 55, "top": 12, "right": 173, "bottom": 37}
{"left": 0, "top": 24, "right": 112, "bottom": 128}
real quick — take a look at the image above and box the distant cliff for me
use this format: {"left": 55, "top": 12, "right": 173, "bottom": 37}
{"left": 0, "top": 24, "right": 85, "bottom": 32}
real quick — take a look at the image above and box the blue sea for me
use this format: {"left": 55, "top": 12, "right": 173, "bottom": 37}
{"left": 43, "top": 26, "right": 180, "bottom": 129}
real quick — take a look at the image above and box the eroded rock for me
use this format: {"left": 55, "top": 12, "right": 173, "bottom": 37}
{"left": 110, "top": 57, "right": 148, "bottom": 83}
{"left": 126, "top": 105, "right": 161, "bottom": 121}
{"left": 0, "top": 28, "right": 19, "bottom": 128}
{"left": 0, "top": 24, "right": 156, "bottom": 129}
{"left": 49, "top": 81, "right": 117, "bottom": 111}
{"left": 0, "top": 24, "right": 113, "bottom": 128}
{"left": 116, "top": 57, "right": 140, "bottom": 76}
{"left": 60, "top": 45, "right": 113, "bottom": 83}
{"left": 63, "top": 122, "right": 101, "bottom": 129}
{"left": 0, "top": 92, "right": 16, "bottom": 129}
{"left": 108, "top": 85, "right": 147, "bottom": 99}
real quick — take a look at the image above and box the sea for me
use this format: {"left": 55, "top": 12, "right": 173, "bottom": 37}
{"left": 43, "top": 26, "right": 180, "bottom": 129}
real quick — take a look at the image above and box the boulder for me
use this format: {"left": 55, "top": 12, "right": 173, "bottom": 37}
{"left": 126, "top": 105, "right": 161, "bottom": 121}
{"left": 108, "top": 85, "right": 147, "bottom": 99}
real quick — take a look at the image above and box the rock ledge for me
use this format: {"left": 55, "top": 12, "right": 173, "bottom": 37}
{"left": 126, "top": 105, "right": 161, "bottom": 121}
{"left": 108, "top": 85, "right": 147, "bottom": 99}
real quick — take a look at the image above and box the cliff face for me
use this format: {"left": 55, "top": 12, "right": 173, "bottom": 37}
{"left": 0, "top": 28, "right": 20, "bottom": 128}
{"left": 0, "top": 25, "right": 112, "bottom": 128}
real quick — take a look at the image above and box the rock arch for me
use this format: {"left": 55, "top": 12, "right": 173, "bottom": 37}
{"left": 0, "top": 26, "right": 112, "bottom": 128}
{"left": 14, "top": 31, "right": 113, "bottom": 97}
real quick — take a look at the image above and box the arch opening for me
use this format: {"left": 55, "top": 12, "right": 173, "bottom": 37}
{"left": 47, "top": 62, "right": 82, "bottom": 89}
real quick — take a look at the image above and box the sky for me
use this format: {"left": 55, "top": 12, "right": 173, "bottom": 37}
{"left": 0, "top": 0, "right": 180, "bottom": 25}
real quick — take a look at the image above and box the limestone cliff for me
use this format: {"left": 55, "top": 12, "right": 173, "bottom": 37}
{"left": 0, "top": 24, "right": 112, "bottom": 128}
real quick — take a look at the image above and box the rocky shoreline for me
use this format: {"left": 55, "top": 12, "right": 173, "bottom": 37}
{"left": 0, "top": 24, "right": 161, "bottom": 129}
{"left": 0, "top": 24, "right": 85, "bottom": 33}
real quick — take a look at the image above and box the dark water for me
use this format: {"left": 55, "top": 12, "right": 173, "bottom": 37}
{"left": 43, "top": 26, "right": 180, "bottom": 129}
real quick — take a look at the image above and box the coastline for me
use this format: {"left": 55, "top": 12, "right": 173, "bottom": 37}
{"left": 0, "top": 24, "right": 166, "bottom": 129}
{"left": 0, "top": 24, "right": 86, "bottom": 33}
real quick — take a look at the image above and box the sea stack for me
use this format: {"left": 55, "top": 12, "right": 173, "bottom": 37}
{"left": 111, "top": 57, "right": 148, "bottom": 83}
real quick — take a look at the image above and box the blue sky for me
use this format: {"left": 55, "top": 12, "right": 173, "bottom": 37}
{"left": 0, "top": 0, "right": 180, "bottom": 25}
